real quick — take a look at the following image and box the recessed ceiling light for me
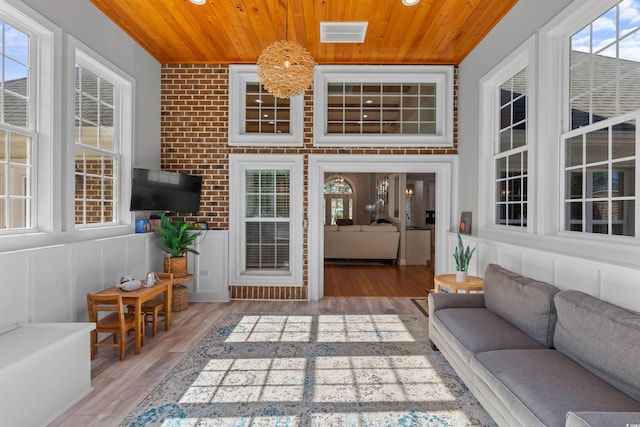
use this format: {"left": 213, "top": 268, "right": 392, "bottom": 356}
{"left": 189, "top": 0, "right": 206, "bottom": 5}
{"left": 402, "top": 0, "right": 420, "bottom": 6}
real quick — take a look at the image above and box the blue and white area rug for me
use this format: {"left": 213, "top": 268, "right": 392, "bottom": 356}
{"left": 121, "top": 313, "right": 495, "bottom": 426}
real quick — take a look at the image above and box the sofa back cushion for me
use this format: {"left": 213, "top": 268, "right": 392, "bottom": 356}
{"left": 554, "top": 290, "right": 640, "bottom": 401}
{"left": 338, "top": 225, "right": 361, "bottom": 232}
{"left": 483, "top": 264, "right": 561, "bottom": 348}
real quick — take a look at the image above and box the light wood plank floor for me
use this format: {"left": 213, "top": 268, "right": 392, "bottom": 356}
{"left": 50, "top": 298, "right": 427, "bottom": 427}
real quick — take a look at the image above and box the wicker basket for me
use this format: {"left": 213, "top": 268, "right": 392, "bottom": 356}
{"left": 164, "top": 255, "right": 188, "bottom": 278}
{"left": 171, "top": 285, "right": 189, "bottom": 312}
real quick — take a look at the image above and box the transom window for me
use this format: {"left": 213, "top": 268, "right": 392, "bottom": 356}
{"left": 495, "top": 69, "right": 528, "bottom": 228}
{"left": 74, "top": 61, "right": 118, "bottom": 227}
{"left": 228, "top": 65, "right": 303, "bottom": 146}
{"left": 0, "top": 19, "right": 33, "bottom": 231}
{"left": 562, "top": 0, "right": 638, "bottom": 236}
{"left": 314, "top": 65, "right": 453, "bottom": 147}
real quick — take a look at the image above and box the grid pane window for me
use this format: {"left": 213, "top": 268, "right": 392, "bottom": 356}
{"left": 495, "top": 68, "right": 528, "bottom": 228}
{"left": 563, "top": 118, "right": 636, "bottom": 236}
{"left": 0, "top": 21, "right": 33, "bottom": 231}
{"left": 326, "top": 82, "right": 437, "bottom": 135}
{"left": 245, "top": 169, "right": 291, "bottom": 271}
{"left": 569, "top": 0, "right": 640, "bottom": 130}
{"left": 75, "top": 64, "right": 118, "bottom": 226}
{"left": 245, "top": 83, "right": 290, "bottom": 134}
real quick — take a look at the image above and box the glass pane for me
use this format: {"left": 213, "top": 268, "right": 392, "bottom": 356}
{"left": 500, "top": 104, "right": 511, "bottom": 131}
{"left": 585, "top": 129, "right": 608, "bottom": 164}
{"left": 276, "top": 195, "right": 289, "bottom": 217}
{"left": 612, "top": 200, "right": 634, "bottom": 236}
{"left": 246, "top": 222, "right": 259, "bottom": 244}
{"left": 508, "top": 152, "right": 522, "bottom": 177}
{"left": 566, "top": 135, "right": 583, "bottom": 167}
{"left": 85, "top": 200, "right": 102, "bottom": 225}
{"left": 99, "top": 127, "right": 115, "bottom": 152}
{"left": 612, "top": 160, "right": 635, "bottom": 197}
{"left": 497, "top": 181, "right": 507, "bottom": 202}
{"left": 566, "top": 201, "right": 583, "bottom": 232}
{"left": 512, "top": 122, "right": 527, "bottom": 149}
{"left": 9, "top": 133, "right": 30, "bottom": 165}
{"left": 496, "top": 157, "right": 507, "bottom": 179}
{"left": 99, "top": 103, "right": 114, "bottom": 127}
{"left": 588, "top": 166, "right": 609, "bottom": 198}
{"left": 104, "top": 177, "right": 115, "bottom": 202}
{"left": 8, "top": 164, "right": 28, "bottom": 196}
{"left": 80, "top": 68, "right": 98, "bottom": 98}
{"left": 4, "top": 58, "right": 27, "bottom": 95}
{"left": 4, "top": 25, "right": 28, "bottom": 65}
{"left": 0, "top": 130, "right": 5, "bottom": 161}
{"left": 103, "top": 201, "right": 114, "bottom": 223}
{"left": 246, "top": 171, "right": 260, "bottom": 193}
{"left": 612, "top": 120, "right": 635, "bottom": 159}
{"left": 566, "top": 170, "right": 583, "bottom": 199}
{"left": 4, "top": 91, "right": 27, "bottom": 127}
{"left": 260, "top": 194, "right": 274, "bottom": 217}
{"left": 246, "top": 195, "right": 259, "bottom": 217}
{"left": 496, "top": 204, "right": 506, "bottom": 225}
{"left": 588, "top": 200, "right": 608, "bottom": 234}
{"left": 513, "top": 96, "right": 526, "bottom": 124}
{"left": 8, "top": 198, "right": 27, "bottom": 228}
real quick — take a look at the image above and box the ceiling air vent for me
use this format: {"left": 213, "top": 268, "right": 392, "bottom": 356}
{"left": 320, "top": 22, "right": 368, "bottom": 43}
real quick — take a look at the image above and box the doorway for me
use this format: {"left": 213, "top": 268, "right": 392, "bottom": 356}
{"left": 308, "top": 154, "right": 458, "bottom": 301}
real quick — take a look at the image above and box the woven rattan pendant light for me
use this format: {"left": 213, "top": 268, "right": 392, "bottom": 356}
{"left": 257, "top": 0, "right": 315, "bottom": 99}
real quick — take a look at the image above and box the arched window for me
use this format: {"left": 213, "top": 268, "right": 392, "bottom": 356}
{"left": 324, "top": 176, "right": 354, "bottom": 225}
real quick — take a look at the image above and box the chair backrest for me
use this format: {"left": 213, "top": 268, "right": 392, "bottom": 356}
{"left": 155, "top": 272, "right": 173, "bottom": 284}
{"left": 86, "top": 293, "right": 125, "bottom": 325}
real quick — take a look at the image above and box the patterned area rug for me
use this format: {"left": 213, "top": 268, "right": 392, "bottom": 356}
{"left": 121, "top": 313, "right": 495, "bottom": 426}
{"left": 410, "top": 299, "right": 429, "bottom": 317}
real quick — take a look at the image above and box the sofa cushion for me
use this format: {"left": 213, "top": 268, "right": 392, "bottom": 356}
{"left": 324, "top": 225, "right": 338, "bottom": 232}
{"left": 433, "top": 308, "right": 544, "bottom": 364}
{"left": 554, "top": 290, "right": 640, "bottom": 401}
{"left": 566, "top": 411, "right": 640, "bottom": 427}
{"left": 337, "top": 225, "right": 361, "bottom": 232}
{"left": 483, "top": 264, "right": 561, "bottom": 347}
{"left": 472, "top": 349, "right": 640, "bottom": 427}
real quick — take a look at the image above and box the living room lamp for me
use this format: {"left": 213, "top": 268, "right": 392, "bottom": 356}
{"left": 257, "top": 0, "right": 316, "bottom": 99}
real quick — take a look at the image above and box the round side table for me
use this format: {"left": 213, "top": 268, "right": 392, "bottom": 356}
{"left": 433, "top": 274, "right": 483, "bottom": 293}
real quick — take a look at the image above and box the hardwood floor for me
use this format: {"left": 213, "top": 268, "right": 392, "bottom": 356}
{"left": 50, "top": 298, "right": 427, "bottom": 427}
{"left": 324, "top": 260, "right": 435, "bottom": 297}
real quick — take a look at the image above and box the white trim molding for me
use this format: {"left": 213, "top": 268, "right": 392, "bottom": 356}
{"left": 228, "top": 153, "right": 304, "bottom": 286}
{"left": 307, "top": 154, "right": 458, "bottom": 300}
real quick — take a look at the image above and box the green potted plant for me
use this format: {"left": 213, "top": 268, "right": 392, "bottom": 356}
{"left": 453, "top": 232, "right": 475, "bottom": 283}
{"left": 154, "top": 214, "right": 200, "bottom": 278}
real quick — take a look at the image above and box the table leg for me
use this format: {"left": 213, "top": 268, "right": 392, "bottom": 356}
{"left": 164, "top": 285, "right": 172, "bottom": 331}
{"left": 134, "top": 300, "right": 142, "bottom": 354}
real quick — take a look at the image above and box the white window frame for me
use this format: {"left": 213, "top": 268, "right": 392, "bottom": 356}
{"left": 228, "top": 65, "right": 304, "bottom": 147}
{"left": 313, "top": 65, "right": 454, "bottom": 147}
{"left": 68, "top": 37, "right": 133, "bottom": 230}
{"left": 0, "top": 0, "right": 55, "bottom": 236}
{"left": 479, "top": 36, "right": 536, "bottom": 234}
{"left": 229, "top": 154, "right": 304, "bottom": 286}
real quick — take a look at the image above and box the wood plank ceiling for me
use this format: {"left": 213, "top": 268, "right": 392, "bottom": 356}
{"left": 90, "top": 0, "right": 517, "bottom": 65}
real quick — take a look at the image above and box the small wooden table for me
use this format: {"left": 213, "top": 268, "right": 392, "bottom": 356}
{"left": 434, "top": 274, "right": 483, "bottom": 294}
{"left": 93, "top": 278, "right": 172, "bottom": 355}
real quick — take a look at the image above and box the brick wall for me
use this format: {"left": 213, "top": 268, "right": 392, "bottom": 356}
{"left": 160, "top": 63, "right": 458, "bottom": 297}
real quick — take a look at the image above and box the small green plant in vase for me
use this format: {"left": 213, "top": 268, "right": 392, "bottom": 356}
{"left": 453, "top": 232, "right": 475, "bottom": 282}
{"left": 154, "top": 214, "right": 200, "bottom": 277}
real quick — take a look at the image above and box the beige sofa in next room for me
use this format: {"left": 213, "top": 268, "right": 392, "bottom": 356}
{"left": 324, "top": 223, "right": 400, "bottom": 261}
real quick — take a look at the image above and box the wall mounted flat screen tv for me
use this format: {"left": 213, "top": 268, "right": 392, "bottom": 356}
{"left": 130, "top": 168, "right": 202, "bottom": 214}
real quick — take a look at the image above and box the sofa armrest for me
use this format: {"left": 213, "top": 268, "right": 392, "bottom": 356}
{"left": 428, "top": 292, "right": 485, "bottom": 314}
{"left": 566, "top": 411, "right": 640, "bottom": 427}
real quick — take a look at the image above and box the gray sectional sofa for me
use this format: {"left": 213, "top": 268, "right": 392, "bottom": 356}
{"left": 428, "top": 263, "right": 640, "bottom": 427}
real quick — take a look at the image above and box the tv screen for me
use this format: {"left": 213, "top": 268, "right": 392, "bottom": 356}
{"left": 130, "top": 168, "right": 202, "bottom": 214}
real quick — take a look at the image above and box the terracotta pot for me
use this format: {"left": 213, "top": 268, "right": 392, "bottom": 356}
{"left": 163, "top": 255, "right": 188, "bottom": 277}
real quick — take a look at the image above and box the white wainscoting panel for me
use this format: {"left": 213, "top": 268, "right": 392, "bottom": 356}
{"left": 0, "top": 233, "right": 155, "bottom": 324}
{"left": 0, "top": 254, "right": 30, "bottom": 324}
{"left": 443, "top": 232, "right": 640, "bottom": 312}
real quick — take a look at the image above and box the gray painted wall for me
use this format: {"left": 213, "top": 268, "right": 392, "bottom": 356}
{"left": 457, "top": 0, "right": 573, "bottom": 223}
{"left": 21, "top": 0, "right": 161, "bottom": 168}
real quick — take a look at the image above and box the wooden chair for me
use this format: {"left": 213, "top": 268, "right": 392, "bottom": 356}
{"left": 140, "top": 272, "right": 173, "bottom": 337}
{"left": 86, "top": 293, "right": 137, "bottom": 361}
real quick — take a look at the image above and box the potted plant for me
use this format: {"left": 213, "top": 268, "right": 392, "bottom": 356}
{"left": 453, "top": 232, "right": 475, "bottom": 282}
{"left": 154, "top": 214, "right": 200, "bottom": 278}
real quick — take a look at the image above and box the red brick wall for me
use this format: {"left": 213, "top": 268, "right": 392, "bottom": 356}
{"left": 160, "top": 63, "right": 458, "bottom": 295}
{"left": 160, "top": 63, "right": 458, "bottom": 229}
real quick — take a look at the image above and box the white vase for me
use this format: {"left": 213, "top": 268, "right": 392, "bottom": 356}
{"left": 455, "top": 270, "right": 468, "bottom": 283}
